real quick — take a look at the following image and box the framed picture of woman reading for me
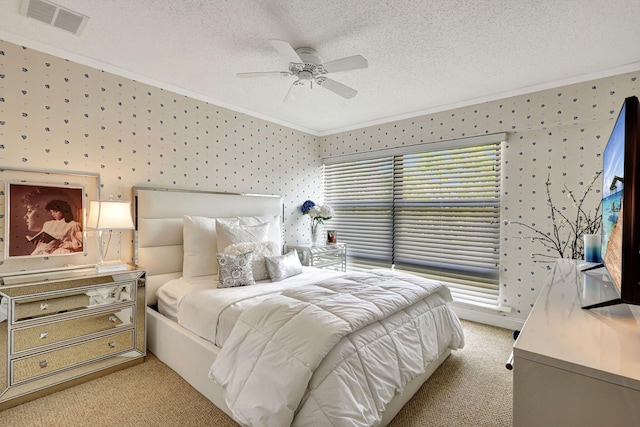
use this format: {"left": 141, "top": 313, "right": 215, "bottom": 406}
{"left": 6, "top": 183, "right": 85, "bottom": 258}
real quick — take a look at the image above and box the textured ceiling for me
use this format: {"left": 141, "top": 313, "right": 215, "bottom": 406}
{"left": 1, "top": 0, "right": 639, "bottom": 135}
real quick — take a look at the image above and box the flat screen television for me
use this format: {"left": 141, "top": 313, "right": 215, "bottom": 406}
{"left": 582, "top": 95, "right": 640, "bottom": 309}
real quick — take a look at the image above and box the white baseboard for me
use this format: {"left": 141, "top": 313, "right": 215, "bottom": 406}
{"left": 451, "top": 304, "right": 526, "bottom": 331}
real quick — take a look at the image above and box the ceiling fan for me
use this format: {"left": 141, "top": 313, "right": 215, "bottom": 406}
{"left": 237, "top": 39, "right": 368, "bottom": 101}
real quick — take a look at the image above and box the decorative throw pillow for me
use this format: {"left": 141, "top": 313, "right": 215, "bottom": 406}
{"left": 217, "top": 252, "right": 256, "bottom": 288}
{"left": 183, "top": 216, "right": 238, "bottom": 278}
{"left": 216, "top": 220, "right": 269, "bottom": 252}
{"left": 223, "top": 241, "right": 280, "bottom": 281}
{"left": 239, "top": 216, "right": 282, "bottom": 250}
{"left": 265, "top": 249, "right": 303, "bottom": 282}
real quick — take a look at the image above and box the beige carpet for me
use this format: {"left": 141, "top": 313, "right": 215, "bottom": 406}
{"left": 0, "top": 320, "right": 513, "bottom": 427}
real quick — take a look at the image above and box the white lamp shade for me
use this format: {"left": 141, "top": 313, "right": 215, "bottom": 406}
{"left": 86, "top": 200, "right": 134, "bottom": 230}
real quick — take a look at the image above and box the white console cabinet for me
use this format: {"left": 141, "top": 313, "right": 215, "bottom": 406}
{"left": 513, "top": 259, "right": 640, "bottom": 426}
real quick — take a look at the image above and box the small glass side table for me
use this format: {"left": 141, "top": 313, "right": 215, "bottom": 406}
{"left": 288, "top": 243, "right": 347, "bottom": 272}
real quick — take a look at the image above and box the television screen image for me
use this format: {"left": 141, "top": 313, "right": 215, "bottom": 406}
{"left": 582, "top": 95, "right": 640, "bottom": 309}
{"left": 601, "top": 105, "right": 625, "bottom": 293}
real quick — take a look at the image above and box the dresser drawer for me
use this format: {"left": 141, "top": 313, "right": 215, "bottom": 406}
{"left": 11, "top": 330, "right": 134, "bottom": 384}
{"left": 12, "top": 282, "right": 134, "bottom": 323}
{"left": 12, "top": 307, "right": 132, "bottom": 353}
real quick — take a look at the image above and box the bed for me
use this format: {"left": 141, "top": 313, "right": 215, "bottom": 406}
{"left": 134, "top": 186, "right": 464, "bottom": 426}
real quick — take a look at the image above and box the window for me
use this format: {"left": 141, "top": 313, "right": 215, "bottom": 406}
{"left": 324, "top": 134, "right": 503, "bottom": 309}
{"left": 324, "top": 157, "right": 394, "bottom": 269}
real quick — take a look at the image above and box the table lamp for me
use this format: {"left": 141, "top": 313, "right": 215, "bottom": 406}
{"left": 86, "top": 197, "right": 134, "bottom": 273}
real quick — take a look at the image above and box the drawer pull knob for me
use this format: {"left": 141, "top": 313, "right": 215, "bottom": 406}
{"left": 108, "top": 341, "right": 116, "bottom": 348}
{"left": 108, "top": 315, "right": 117, "bottom": 323}
{"left": 39, "top": 331, "right": 48, "bottom": 339}
{"left": 39, "top": 360, "right": 47, "bottom": 368}
{"left": 40, "top": 303, "right": 49, "bottom": 311}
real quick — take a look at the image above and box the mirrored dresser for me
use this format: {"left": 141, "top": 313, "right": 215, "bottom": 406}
{"left": 0, "top": 266, "right": 146, "bottom": 410}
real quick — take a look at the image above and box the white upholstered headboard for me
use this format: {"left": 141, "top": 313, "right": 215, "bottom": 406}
{"left": 133, "top": 187, "right": 284, "bottom": 305}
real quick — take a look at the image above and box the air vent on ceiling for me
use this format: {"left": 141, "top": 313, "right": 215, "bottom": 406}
{"left": 20, "top": 0, "right": 89, "bottom": 35}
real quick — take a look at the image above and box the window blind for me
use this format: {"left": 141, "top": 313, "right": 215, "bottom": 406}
{"left": 324, "top": 138, "right": 502, "bottom": 309}
{"left": 324, "top": 157, "right": 394, "bottom": 269}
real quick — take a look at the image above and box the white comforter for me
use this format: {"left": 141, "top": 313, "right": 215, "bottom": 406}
{"left": 209, "top": 269, "right": 464, "bottom": 427}
{"left": 173, "top": 268, "right": 345, "bottom": 346}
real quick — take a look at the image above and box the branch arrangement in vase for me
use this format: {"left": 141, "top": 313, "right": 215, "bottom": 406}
{"left": 504, "top": 171, "right": 602, "bottom": 262}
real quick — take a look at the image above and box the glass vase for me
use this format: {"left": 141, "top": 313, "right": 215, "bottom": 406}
{"left": 310, "top": 222, "right": 319, "bottom": 245}
{"left": 583, "top": 234, "right": 602, "bottom": 263}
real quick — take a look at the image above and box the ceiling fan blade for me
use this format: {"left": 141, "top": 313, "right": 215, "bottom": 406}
{"left": 321, "top": 55, "right": 368, "bottom": 73}
{"left": 269, "top": 39, "right": 303, "bottom": 64}
{"left": 316, "top": 77, "right": 358, "bottom": 99}
{"left": 237, "top": 71, "right": 292, "bottom": 78}
{"left": 284, "top": 80, "right": 306, "bottom": 102}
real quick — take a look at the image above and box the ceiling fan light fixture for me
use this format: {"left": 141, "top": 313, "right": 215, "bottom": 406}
{"left": 298, "top": 71, "right": 313, "bottom": 82}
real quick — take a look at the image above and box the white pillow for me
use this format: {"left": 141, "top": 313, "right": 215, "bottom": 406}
{"left": 216, "top": 220, "right": 269, "bottom": 252}
{"left": 224, "top": 241, "right": 280, "bottom": 281}
{"left": 239, "top": 216, "right": 282, "bottom": 250}
{"left": 265, "top": 250, "right": 303, "bottom": 282}
{"left": 183, "top": 216, "right": 238, "bottom": 278}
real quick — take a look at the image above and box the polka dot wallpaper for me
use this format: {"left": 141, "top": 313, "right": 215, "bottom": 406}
{"left": 0, "top": 40, "right": 322, "bottom": 272}
{"left": 321, "top": 71, "right": 639, "bottom": 321}
{"left": 1, "top": 38, "right": 639, "bottom": 322}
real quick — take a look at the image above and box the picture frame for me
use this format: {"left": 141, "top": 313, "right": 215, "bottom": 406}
{"left": 327, "top": 230, "right": 337, "bottom": 245}
{"left": 6, "top": 182, "right": 86, "bottom": 259}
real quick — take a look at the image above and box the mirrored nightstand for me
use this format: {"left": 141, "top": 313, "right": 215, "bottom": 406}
{"left": 288, "top": 243, "right": 346, "bottom": 272}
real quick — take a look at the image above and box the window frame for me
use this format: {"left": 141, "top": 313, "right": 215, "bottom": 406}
{"left": 323, "top": 133, "right": 505, "bottom": 309}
